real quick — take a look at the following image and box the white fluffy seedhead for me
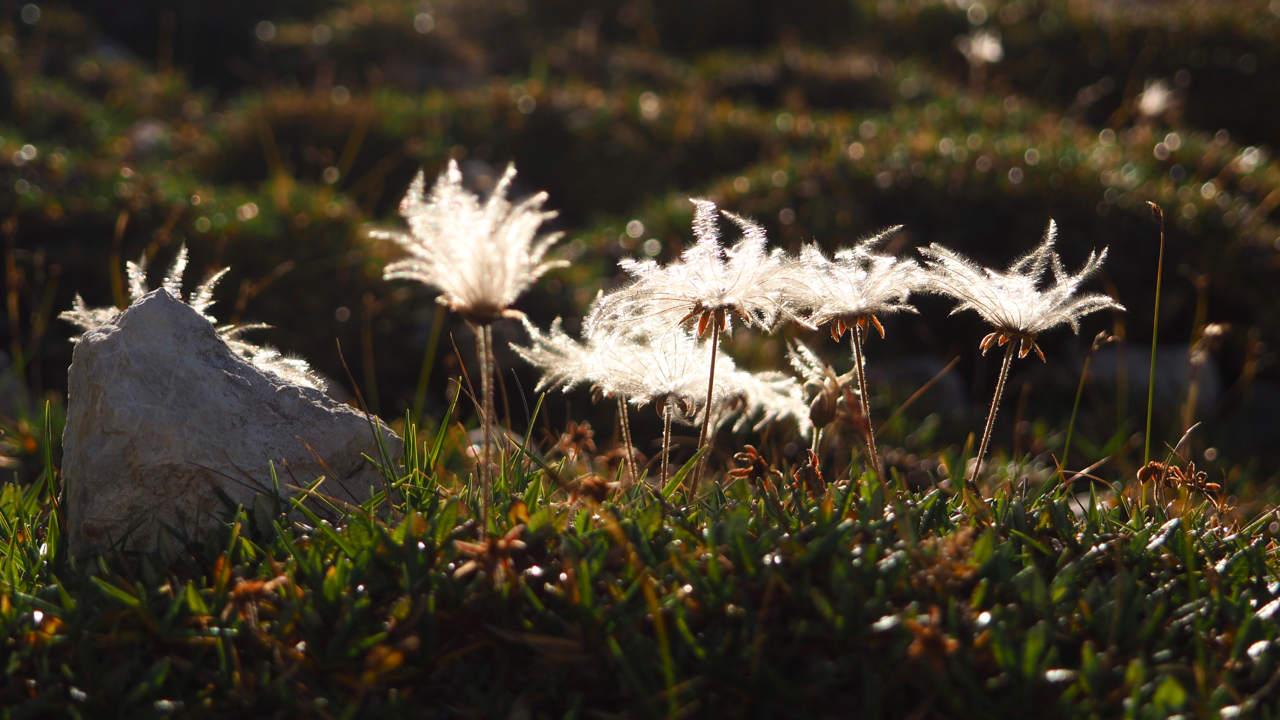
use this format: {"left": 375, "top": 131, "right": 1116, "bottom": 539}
{"left": 515, "top": 316, "right": 811, "bottom": 435}
{"left": 787, "top": 339, "right": 855, "bottom": 394}
{"left": 603, "top": 329, "right": 727, "bottom": 424}
{"left": 718, "top": 367, "right": 812, "bottom": 437}
{"left": 375, "top": 160, "right": 567, "bottom": 325}
{"left": 919, "top": 220, "right": 1124, "bottom": 351}
{"left": 511, "top": 316, "right": 604, "bottom": 394}
{"left": 59, "top": 245, "right": 326, "bottom": 390}
{"left": 585, "top": 199, "right": 813, "bottom": 341}
{"left": 791, "top": 227, "right": 925, "bottom": 334}
{"left": 513, "top": 318, "right": 716, "bottom": 423}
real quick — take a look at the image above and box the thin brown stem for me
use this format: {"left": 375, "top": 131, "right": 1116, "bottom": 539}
{"left": 476, "top": 324, "right": 495, "bottom": 538}
{"left": 690, "top": 331, "right": 720, "bottom": 498}
{"left": 661, "top": 403, "right": 674, "bottom": 488}
{"left": 851, "top": 325, "right": 884, "bottom": 482}
{"left": 969, "top": 341, "right": 1017, "bottom": 496}
{"left": 1144, "top": 202, "right": 1165, "bottom": 467}
{"left": 618, "top": 396, "right": 638, "bottom": 487}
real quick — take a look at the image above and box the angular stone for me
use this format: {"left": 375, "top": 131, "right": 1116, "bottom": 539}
{"left": 62, "top": 289, "right": 401, "bottom": 556}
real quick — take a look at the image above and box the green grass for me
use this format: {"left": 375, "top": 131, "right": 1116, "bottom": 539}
{"left": 2, "top": 401, "right": 1279, "bottom": 719}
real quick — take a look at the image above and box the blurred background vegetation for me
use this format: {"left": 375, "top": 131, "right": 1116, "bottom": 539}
{"left": 2, "top": 0, "right": 1279, "bottom": 490}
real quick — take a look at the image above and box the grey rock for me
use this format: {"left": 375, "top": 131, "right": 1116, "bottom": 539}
{"left": 62, "top": 289, "right": 401, "bottom": 556}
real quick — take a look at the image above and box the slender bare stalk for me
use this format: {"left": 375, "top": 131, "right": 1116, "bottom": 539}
{"left": 969, "top": 341, "right": 1016, "bottom": 496}
{"left": 617, "top": 396, "right": 638, "bottom": 487}
{"left": 661, "top": 402, "right": 674, "bottom": 488}
{"left": 851, "top": 324, "right": 884, "bottom": 482}
{"left": 1144, "top": 203, "right": 1165, "bottom": 467}
{"left": 690, "top": 331, "right": 720, "bottom": 497}
{"left": 475, "top": 324, "right": 496, "bottom": 537}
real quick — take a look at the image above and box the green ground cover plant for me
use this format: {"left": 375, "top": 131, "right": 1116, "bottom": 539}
{"left": 2, "top": 399, "right": 1279, "bottom": 718}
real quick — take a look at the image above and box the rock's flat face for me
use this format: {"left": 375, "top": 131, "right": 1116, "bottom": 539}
{"left": 63, "top": 289, "right": 401, "bottom": 555}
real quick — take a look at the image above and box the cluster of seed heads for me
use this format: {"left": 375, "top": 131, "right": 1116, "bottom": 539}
{"left": 60, "top": 158, "right": 1127, "bottom": 514}
{"left": 366, "top": 160, "right": 1123, "bottom": 499}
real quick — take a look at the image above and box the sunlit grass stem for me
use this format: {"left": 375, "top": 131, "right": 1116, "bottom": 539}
{"left": 1144, "top": 202, "right": 1165, "bottom": 467}
{"left": 1061, "top": 332, "right": 1111, "bottom": 481}
{"left": 1062, "top": 358, "right": 1092, "bottom": 480}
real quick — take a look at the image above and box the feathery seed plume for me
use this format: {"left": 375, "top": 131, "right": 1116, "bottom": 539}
{"left": 793, "top": 227, "right": 925, "bottom": 340}
{"left": 956, "top": 29, "right": 1003, "bottom": 67}
{"left": 59, "top": 245, "right": 324, "bottom": 390}
{"left": 376, "top": 160, "right": 566, "bottom": 533}
{"left": 919, "top": 220, "right": 1123, "bottom": 361}
{"left": 586, "top": 199, "right": 811, "bottom": 340}
{"left": 787, "top": 230, "right": 920, "bottom": 481}
{"left": 718, "top": 368, "right": 812, "bottom": 437}
{"left": 920, "top": 220, "right": 1122, "bottom": 493}
{"left": 585, "top": 198, "right": 813, "bottom": 494}
{"left": 515, "top": 319, "right": 722, "bottom": 423}
{"left": 372, "top": 160, "right": 566, "bottom": 324}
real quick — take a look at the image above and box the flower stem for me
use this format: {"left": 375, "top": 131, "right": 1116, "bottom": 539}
{"left": 661, "top": 403, "right": 673, "bottom": 488}
{"left": 476, "top": 324, "right": 495, "bottom": 538}
{"left": 1144, "top": 203, "right": 1166, "bottom": 467}
{"left": 690, "top": 331, "right": 720, "bottom": 498}
{"left": 618, "top": 396, "right": 637, "bottom": 487}
{"left": 851, "top": 325, "right": 884, "bottom": 483}
{"left": 970, "top": 341, "right": 1016, "bottom": 496}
